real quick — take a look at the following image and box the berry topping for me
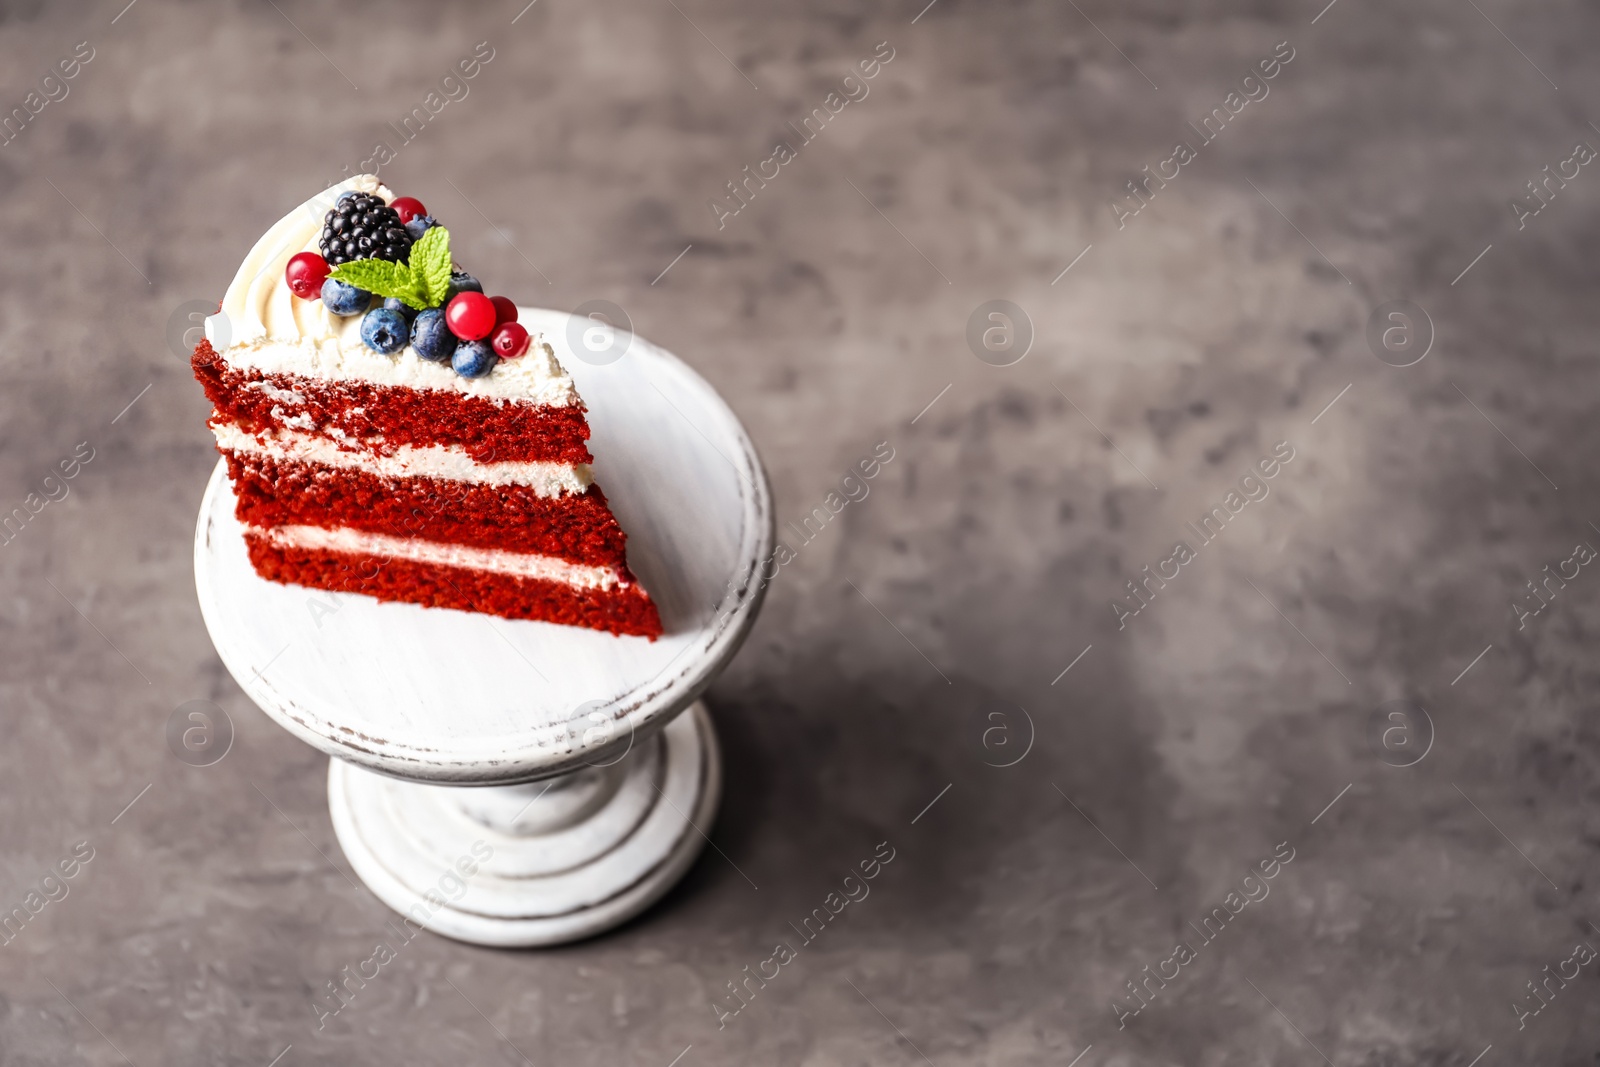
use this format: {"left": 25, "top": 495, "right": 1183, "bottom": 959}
{"left": 322, "top": 278, "right": 371, "bottom": 316}
{"left": 319, "top": 192, "right": 412, "bottom": 266}
{"left": 489, "top": 295, "right": 518, "bottom": 326}
{"left": 389, "top": 197, "right": 427, "bottom": 224}
{"left": 360, "top": 308, "right": 409, "bottom": 354}
{"left": 285, "top": 252, "right": 330, "bottom": 299}
{"left": 445, "top": 292, "right": 496, "bottom": 341}
{"left": 383, "top": 296, "right": 418, "bottom": 323}
{"left": 491, "top": 322, "right": 531, "bottom": 359}
{"left": 446, "top": 271, "right": 483, "bottom": 302}
{"left": 452, "top": 339, "right": 498, "bottom": 378}
{"left": 410, "top": 308, "right": 458, "bottom": 363}
{"left": 404, "top": 215, "right": 439, "bottom": 242}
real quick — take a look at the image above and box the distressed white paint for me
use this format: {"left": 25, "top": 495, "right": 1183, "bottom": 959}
{"left": 328, "top": 704, "right": 720, "bottom": 946}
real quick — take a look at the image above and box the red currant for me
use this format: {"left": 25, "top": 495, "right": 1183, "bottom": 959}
{"left": 445, "top": 292, "right": 497, "bottom": 341}
{"left": 491, "top": 322, "right": 531, "bottom": 359}
{"left": 489, "top": 296, "right": 518, "bottom": 327}
{"left": 285, "top": 252, "right": 330, "bottom": 299}
{"left": 389, "top": 197, "right": 427, "bottom": 224}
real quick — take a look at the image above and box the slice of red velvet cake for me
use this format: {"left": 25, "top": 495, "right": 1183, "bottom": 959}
{"left": 192, "top": 176, "right": 661, "bottom": 638}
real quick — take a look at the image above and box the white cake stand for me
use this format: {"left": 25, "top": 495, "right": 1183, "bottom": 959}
{"left": 193, "top": 308, "right": 772, "bottom": 947}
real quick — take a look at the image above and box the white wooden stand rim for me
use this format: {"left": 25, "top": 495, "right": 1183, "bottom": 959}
{"left": 194, "top": 308, "right": 771, "bottom": 946}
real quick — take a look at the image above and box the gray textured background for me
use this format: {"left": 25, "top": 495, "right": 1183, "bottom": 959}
{"left": 1, "top": 0, "right": 1598, "bottom": 1063}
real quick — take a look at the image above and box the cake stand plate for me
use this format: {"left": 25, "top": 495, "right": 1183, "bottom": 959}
{"left": 194, "top": 307, "right": 772, "bottom": 946}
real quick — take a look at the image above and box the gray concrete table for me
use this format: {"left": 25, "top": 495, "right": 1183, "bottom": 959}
{"left": 0, "top": 0, "right": 1595, "bottom": 1063}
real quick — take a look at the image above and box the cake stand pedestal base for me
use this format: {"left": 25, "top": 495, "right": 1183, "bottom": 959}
{"left": 326, "top": 703, "right": 720, "bottom": 948}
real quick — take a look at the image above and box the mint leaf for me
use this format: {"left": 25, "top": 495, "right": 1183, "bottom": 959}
{"left": 325, "top": 225, "right": 453, "bottom": 310}
{"left": 411, "top": 226, "right": 452, "bottom": 308}
{"left": 328, "top": 258, "right": 428, "bottom": 310}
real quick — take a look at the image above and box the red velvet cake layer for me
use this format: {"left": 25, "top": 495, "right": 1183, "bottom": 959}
{"left": 223, "top": 452, "right": 630, "bottom": 566}
{"left": 193, "top": 340, "right": 592, "bottom": 465}
{"left": 246, "top": 533, "right": 663, "bottom": 637}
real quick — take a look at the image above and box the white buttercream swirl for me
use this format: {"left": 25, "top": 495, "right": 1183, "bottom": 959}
{"left": 207, "top": 176, "right": 576, "bottom": 405}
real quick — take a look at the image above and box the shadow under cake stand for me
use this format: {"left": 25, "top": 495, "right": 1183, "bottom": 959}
{"left": 193, "top": 308, "right": 773, "bottom": 947}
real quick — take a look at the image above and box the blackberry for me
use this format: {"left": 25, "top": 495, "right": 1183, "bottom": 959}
{"left": 319, "top": 193, "right": 412, "bottom": 265}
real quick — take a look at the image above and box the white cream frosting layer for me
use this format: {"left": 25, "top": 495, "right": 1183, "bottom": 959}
{"left": 259, "top": 524, "right": 624, "bottom": 591}
{"left": 208, "top": 175, "right": 576, "bottom": 406}
{"left": 213, "top": 423, "right": 593, "bottom": 496}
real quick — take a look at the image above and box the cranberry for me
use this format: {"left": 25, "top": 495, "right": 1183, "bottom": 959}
{"left": 445, "top": 292, "right": 497, "bottom": 341}
{"left": 491, "top": 322, "right": 531, "bottom": 359}
{"left": 285, "top": 252, "right": 330, "bottom": 299}
{"left": 489, "top": 295, "right": 518, "bottom": 327}
{"left": 389, "top": 197, "right": 427, "bottom": 224}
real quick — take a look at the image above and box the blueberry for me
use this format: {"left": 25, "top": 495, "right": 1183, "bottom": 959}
{"left": 452, "top": 339, "right": 498, "bottom": 378}
{"left": 446, "top": 271, "right": 483, "bottom": 302}
{"left": 322, "top": 278, "right": 371, "bottom": 316}
{"left": 405, "top": 215, "right": 439, "bottom": 241}
{"left": 383, "top": 296, "right": 418, "bottom": 324}
{"left": 410, "top": 308, "right": 459, "bottom": 363}
{"left": 360, "top": 308, "right": 409, "bottom": 354}
{"left": 336, "top": 190, "right": 360, "bottom": 205}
